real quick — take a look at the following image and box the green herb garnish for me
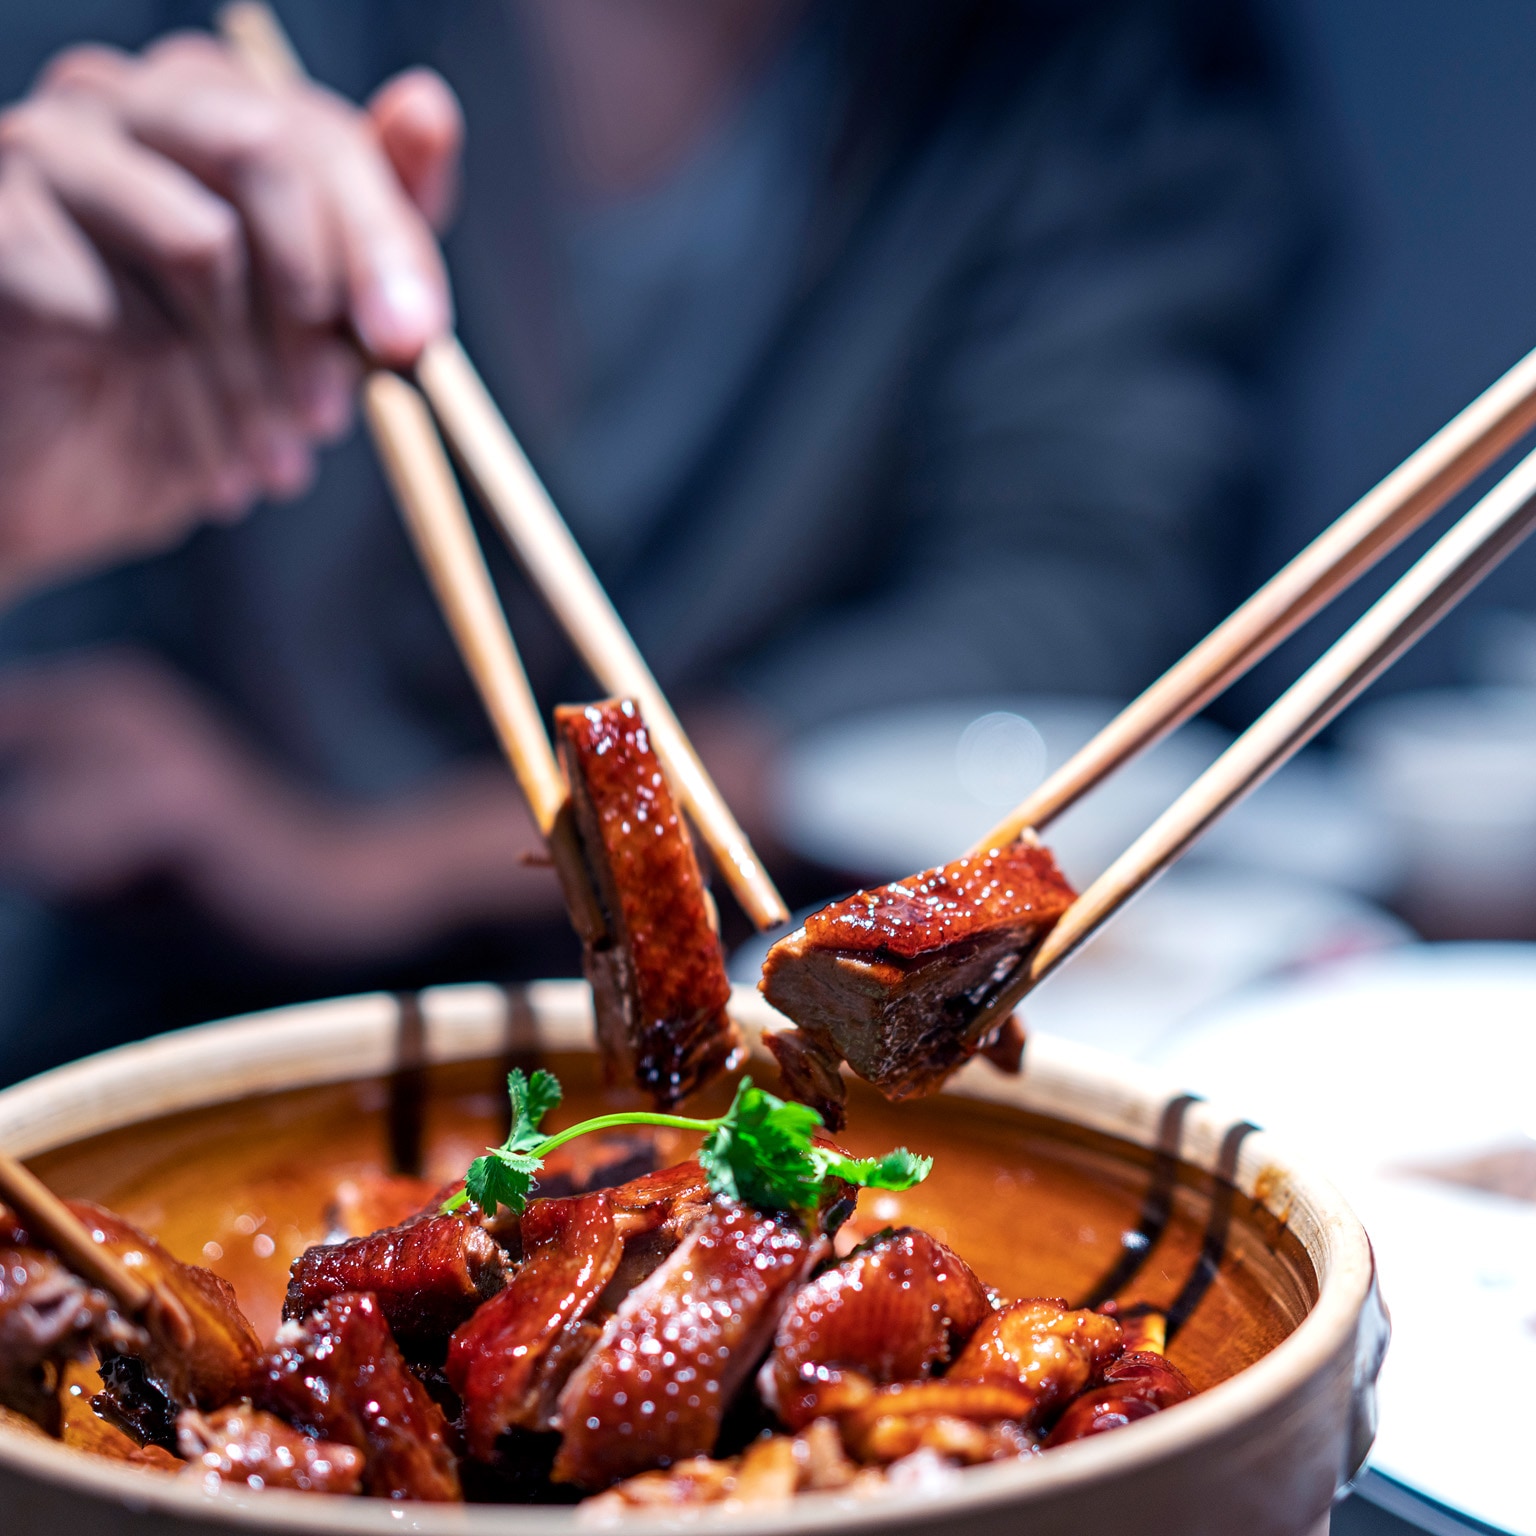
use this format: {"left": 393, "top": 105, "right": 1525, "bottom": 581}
{"left": 442, "top": 1071, "right": 931, "bottom": 1219}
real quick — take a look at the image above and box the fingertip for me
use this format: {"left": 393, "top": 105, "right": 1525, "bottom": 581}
{"left": 370, "top": 68, "right": 463, "bottom": 229}
{"left": 354, "top": 261, "right": 450, "bottom": 365}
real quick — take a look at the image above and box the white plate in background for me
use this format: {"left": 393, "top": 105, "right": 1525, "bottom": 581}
{"left": 1148, "top": 945, "right": 1536, "bottom": 1536}
{"left": 772, "top": 695, "right": 1398, "bottom": 895}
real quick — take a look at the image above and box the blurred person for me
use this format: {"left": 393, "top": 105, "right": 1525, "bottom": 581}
{"left": 0, "top": 0, "right": 1326, "bottom": 1080}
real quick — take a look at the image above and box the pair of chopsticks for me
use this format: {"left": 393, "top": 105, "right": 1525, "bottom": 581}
{"left": 0, "top": 3, "right": 791, "bottom": 1329}
{"left": 967, "top": 344, "right": 1536, "bottom": 1030}
{"left": 217, "top": 3, "right": 788, "bottom": 934}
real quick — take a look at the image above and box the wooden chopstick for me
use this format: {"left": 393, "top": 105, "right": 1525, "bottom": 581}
{"left": 217, "top": 2, "right": 787, "bottom": 933}
{"left": 363, "top": 376, "right": 607, "bottom": 943}
{"left": 416, "top": 340, "right": 789, "bottom": 930}
{"left": 974, "top": 441, "right": 1536, "bottom": 1023}
{"left": 365, "top": 376, "right": 566, "bottom": 837}
{"left": 0, "top": 1151, "right": 152, "bottom": 1312}
{"left": 976, "top": 342, "right": 1536, "bottom": 852}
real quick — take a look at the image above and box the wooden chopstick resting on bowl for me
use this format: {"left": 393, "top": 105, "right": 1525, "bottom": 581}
{"left": 215, "top": 3, "right": 788, "bottom": 932}
{"left": 971, "top": 442, "right": 1536, "bottom": 1028}
{"left": 0, "top": 1151, "right": 193, "bottom": 1344}
{"left": 975, "top": 341, "right": 1536, "bottom": 853}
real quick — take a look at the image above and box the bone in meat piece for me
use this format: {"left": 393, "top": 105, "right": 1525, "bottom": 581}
{"left": 65, "top": 1201, "right": 261, "bottom": 1427}
{"left": 254, "top": 1291, "right": 461, "bottom": 1502}
{"left": 446, "top": 1191, "right": 623, "bottom": 1458}
{"left": 178, "top": 1403, "right": 366, "bottom": 1493}
{"left": 552, "top": 1200, "right": 823, "bottom": 1489}
{"left": 760, "top": 842, "right": 1075, "bottom": 1121}
{"left": 762, "top": 1228, "right": 991, "bottom": 1429}
{"left": 284, "top": 1212, "right": 507, "bottom": 1345}
{"left": 555, "top": 700, "right": 739, "bottom": 1106}
{"left": 1043, "top": 1350, "right": 1194, "bottom": 1446}
{"left": 840, "top": 1298, "right": 1122, "bottom": 1463}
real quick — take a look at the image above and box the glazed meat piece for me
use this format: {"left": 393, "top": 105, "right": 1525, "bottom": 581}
{"left": 254, "top": 1291, "right": 461, "bottom": 1502}
{"left": 178, "top": 1404, "right": 366, "bottom": 1493}
{"left": 446, "top": 1192, "right": 623, "bottom": 1458}
{"left": 584, "top": 1422, "right": 860, "bottom": 1514}
{"left": 760, "top": 843, "right": 1075, "bottom": 1116}
{"left": 763, "top": 1228, "right": 992, "bottom": 1429}
{"left": 1043, "top": 1351, "right": 1194, "bottom": 1446}
{"left": 553, "top": 1200, "right": 823, "bottom": 1489}
{"left": 595, "top": 1159, "right": 716, "bottom": 1306}
{"left": 68, "top": 1201, "right": 261, "bottom": 1416}
{"left": 763, "top": 1028, "right": 848, "bottom": 1131}
{"left": 953, "top": 1297, "right": 1123, "bottom": 1404}
{"left": 284, "top": 1212, "right": 507, "bottom": 1345}
{"left": 0, "top": 1233, "right": 132, "bottom": 1428}
{"left": 555, "top": 700, "right": 739, "bottom": 1106}
{"left": 841, "top": 1298, "right": 1122, "bottom": 1463}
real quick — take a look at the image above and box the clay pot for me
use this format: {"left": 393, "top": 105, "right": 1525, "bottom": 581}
{"left": 0, "top": 982, "right": 1384, "bottom": 1535}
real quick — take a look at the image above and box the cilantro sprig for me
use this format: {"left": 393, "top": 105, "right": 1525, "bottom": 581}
{"left": 442, "top": 1070, "right": 931, "bottom": 1219}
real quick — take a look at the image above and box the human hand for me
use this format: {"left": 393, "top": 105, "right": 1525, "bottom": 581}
{"left": 0, "top": 651, "right": 561, "bottom": 963}
{"left": 0, "top": 32, "right": 462, "bottom": 597}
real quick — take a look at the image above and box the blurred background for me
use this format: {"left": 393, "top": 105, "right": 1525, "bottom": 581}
{"left": 0, "top": 4, "right": 1532, "bottom": 1529}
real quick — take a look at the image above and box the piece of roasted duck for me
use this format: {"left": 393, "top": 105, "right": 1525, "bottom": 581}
{"left": 760, "top": 840, "right": 1075, "bottom": 1125}
{"left": 556, "top": 699, "right": 739, "bottom": 1107}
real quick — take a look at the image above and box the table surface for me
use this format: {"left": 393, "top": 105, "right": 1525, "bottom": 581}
{"left": 1337, "top": 1473, "right": 1517, "bottom": 1536}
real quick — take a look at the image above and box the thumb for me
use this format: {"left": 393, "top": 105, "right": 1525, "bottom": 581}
{"left": 369, "top": 68, "right": 463, "bottom": 231}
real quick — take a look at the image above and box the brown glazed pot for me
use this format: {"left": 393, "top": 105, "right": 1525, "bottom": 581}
{"left": 0, "top": 982, "right": 1386, "bottom": 1536}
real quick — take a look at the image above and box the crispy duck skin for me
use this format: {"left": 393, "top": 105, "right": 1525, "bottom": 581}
{"left": 840, "top": 1298, "right": 1122, "bottom": 1463}
{"left": 178, "top": 1404, "right": 366, "bottom": 1494}
{"left": 67, "top": 1201, "right": 261, "bottom": 1413}
{"left": 446, "top": 1192, "right": 623, "bottom": 1459}
{"left": 555, "top": 700, "right": 739, "bottom": 1106}
{"left": 284, "top": 1212, "right": 507, "bottom": 1345}
{"left": 762, "top": 1228, "right": 992, "bottom": 1429}
{"left": 58, "top": 1359, "right": 184, "bottom": 1470}
{"left": 760, "top": 843, "right": 1075, "bottom": 1110}
{"left": 254, "top": 1291, "right": 461, "bottom": 1502}
{"left": 552, "top": 1200, "right": 823, "bottom": 1490}
{"left": 1042, "top": 1351, "right": 1194, "bottom": 1446}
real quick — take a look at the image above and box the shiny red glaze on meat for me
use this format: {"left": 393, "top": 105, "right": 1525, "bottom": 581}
{"left": 1043, "top": 1350, "right": 1194, "bottom": 1446}
{"left": 552, "top": 1201, "right": 822, "bottom": 1490}
{"left": 555, "top": 700, "right": 738, "bottom": 1106}
{"left": 446, "top": 1192, "right": 623, "bottom": 1460}
{"left": 840, "top": 1298, "right": 1122, "bottom": 1463}
{"left": 67, "top": 1201, "right": 260, "bottom": 1411}
{"left": 759, "top": 845, "right": 1073, "bottom": 1105}
{"left": 763, "top": 1228, "right": 992, "bottom": 1429}
{"left": 951, "top": 1298, "right": 1123, "bottom": 1411}
{"left": 177, "top": 1404, "right": 366, "bottom": 1493}
{"left": 284, "top": 1213, "right": 506, "bottom": 1344}
{"left": 608, "top": 1160, "right": 712, "bottom": 1238}
{"left": 802, "top": 844, "right": 1074, "bottom": 958}
{"left": 254, "top": 1292, "right": 461, "bottom": 1502}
